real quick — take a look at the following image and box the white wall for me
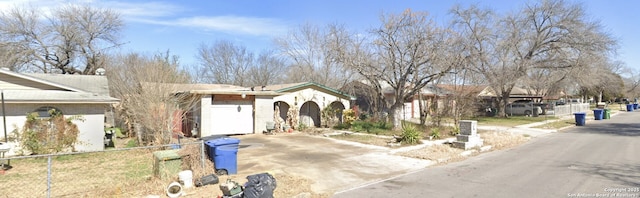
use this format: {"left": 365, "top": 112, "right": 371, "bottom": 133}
{"left": 273, "top": 88, "right": 350, "bottom": 113}
{"left": 199, "top": 95, "right": 213, "bottom": 137}
{"left": 254, "top": 96, "right": 274, "bottom": 133}
{"left": 0, "top": 103, "right": 107, "bottom": 155}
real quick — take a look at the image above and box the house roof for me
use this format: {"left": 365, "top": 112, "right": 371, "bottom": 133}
{"left": 0, "top": 69, "right": 119, "bottom": 104}
{"left": 0, "top": 68, "right": 85, "bottom": 92}
{"left": 0, "top": 90, "right": 119, "bottom": 104}
{"left": 265, "top": 82, "right": 355, "bottom": 100}
{"left": 25, "top": 73, "right": 111, "bottom": 96}
{"left": 437, "top": 84, "right": 496, "bottom": 97}
{"left": 161, "top": 82, "right": 281, "bottom": 96}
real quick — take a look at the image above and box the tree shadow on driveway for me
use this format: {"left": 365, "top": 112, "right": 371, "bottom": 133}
{"left": 563, "top": 162, "right": 640, "bottom": 187}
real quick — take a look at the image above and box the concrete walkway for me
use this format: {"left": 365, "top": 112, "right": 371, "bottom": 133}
{"left": 478, "top": 110, "right": 622, "bottom": 137}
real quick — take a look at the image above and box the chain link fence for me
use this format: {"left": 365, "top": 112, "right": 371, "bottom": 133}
{"left": 0, "top": 141, "right": 215, "bottom": 198}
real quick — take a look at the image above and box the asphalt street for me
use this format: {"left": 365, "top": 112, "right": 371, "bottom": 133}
{"left": 334, "top": 111, "right": 640, "bottom": 198}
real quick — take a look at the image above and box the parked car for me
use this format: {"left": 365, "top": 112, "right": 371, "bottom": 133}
{"left": 512, "top": 100, "right": 549, "bottom": 115}
{"left": 614, "top": 98, "right": 629, "bottom": 104}
{"left": 505, "top": 103, "right": 543, "bottom": 116}
{"left": 512, "top": 99, "right": 533, "bottom": 103}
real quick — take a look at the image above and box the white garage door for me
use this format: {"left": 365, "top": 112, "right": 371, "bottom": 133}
{"left": 210, "top": 100, "right": 253, "bottom": 135}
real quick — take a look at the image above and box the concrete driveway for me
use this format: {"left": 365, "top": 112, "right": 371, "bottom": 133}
{"left": 235, "top": 133, "right": 433, "bottom": 194}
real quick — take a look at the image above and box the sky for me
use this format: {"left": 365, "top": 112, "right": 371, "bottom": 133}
{"left": 1, "top": 0, "right": 639, "bottom": 72}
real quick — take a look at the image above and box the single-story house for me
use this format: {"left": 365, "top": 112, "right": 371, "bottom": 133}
{"left": 0, "top": 68, "right": 119, "bottom": 155}
{"left": 176, "top": 82, "right": 353, "bottom": 137}
{"left": 266, "top": 82, "right": 353, "bottom": 128}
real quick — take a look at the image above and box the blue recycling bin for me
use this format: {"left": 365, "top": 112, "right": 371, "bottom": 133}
{"left": 634, "top": 104, "right": 638, "bottom": 110}
{"left": 592, "top": 109, "right": 603, "bottom": 120}
{"left": 627, "top": 104, "right": 634, "bottom": 112}
{"left": 574, "top": 112, "right": 586, "bottom": 126}
{"left": 204, "top": 137, "right": 240, "bottom": 175}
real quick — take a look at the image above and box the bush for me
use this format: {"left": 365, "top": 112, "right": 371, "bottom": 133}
{"left": 333, "top": 123, "right": 350, "bottom": 130}
{"left": 373, "top": 121, "right": 392, "bottom": 130}
{"left": 343, "top": 109, "right": 357, "bottom": 125}
{"left": 449, "top": 126, "right": 460, "bottom": 136}
{"left": 350, "top": 120, "right": 372, "bottom": 132}
{"left": 400, "top": 124, "right": 422, "bottom": 145}
{"left": 17, "top": 110, "right": 84, "bottom": 154}
{"left": 430, "top": 128, "right": 441, "bottom": 139}
{"left": 297, "top": 123, "right": 308, "bottom": 131}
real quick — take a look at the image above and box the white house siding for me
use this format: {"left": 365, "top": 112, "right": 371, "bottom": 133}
{"left": 0, "top": 103, "right": 107, "bottom": 155}
{"left": 273, "top": 88, "right": 350, "bottom": 115}
{"left": 198, "top": 95, "right": 213, "bottom": 137}
{"left": 254, "top": 96, "right": 274, "bottom": 133}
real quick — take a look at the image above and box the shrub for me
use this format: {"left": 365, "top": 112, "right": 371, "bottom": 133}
{"left": 430, "top": 128, "right": 441, "bottom": 140}
{"left": 374, "top": 121, "right": 392, "bottom": 130}
{"left": 333, "top": 123, "right": 350, "bottom": 130}
{"left": 449, "top": 126, "right": 460, "bottom": 136}
{"left": 400, "top": 124, "right": 422, "bottom": 145}
{"left": 18, "top": 110, "right": 84, "bottom": 154}
{"left": 350, "top": 120, "right": 374, "bottom": 132}
{"left": 297, "top": 123, "right": 308, "bottom": 131}
{"left": 126, "top": 139, "right": 139, "bottom": 148}
{"left": 343, "top": 109, "right": 357, "bottom": 125}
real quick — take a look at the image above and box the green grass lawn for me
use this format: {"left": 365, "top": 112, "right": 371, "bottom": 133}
{"left": 473, "top": 115, "right": 558, "bottom": 127}
{"left": 533, "top": 119, "right": 575, "bottom": 129}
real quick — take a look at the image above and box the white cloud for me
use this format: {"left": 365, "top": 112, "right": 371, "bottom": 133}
{"left": 0, "top": 0, "right": 289, "bottom": 37}
{"left": 173, "top": 16, "right": 288, "bottom": 36}
{"left": 102, "top": 1, "right": 185, "bottom": 18}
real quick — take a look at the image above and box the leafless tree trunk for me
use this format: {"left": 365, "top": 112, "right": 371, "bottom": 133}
{"left": 0, "top": 5, "right": 123, "bottom": 74}
{"left": 333, "top": 9, "right": 461, "bottom": 130}
{"left": 196, "top": 40, "right": 253, "bottom": 86}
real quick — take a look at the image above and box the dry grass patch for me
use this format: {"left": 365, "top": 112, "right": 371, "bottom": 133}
{"left": 330, "top": 133, "right": 393, "bottom": 147}
{"left": 397, "top": 144, "right": 464, "bottom": 162}
{"left": 481, "top": 131, "right": 530, "bottom": 150}
{"left": 271, "top": 173, "right": 331, "bottom": 198}
{"left": 1, "top": 143, "right": 331, "bottom": 197}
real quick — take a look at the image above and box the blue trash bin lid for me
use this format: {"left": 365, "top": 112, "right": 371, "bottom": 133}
{"left": 206, "top": 137, "right": 240, "bottom": 146}
{"left": 573, "top": 112, "right": 586, "bottom": 115}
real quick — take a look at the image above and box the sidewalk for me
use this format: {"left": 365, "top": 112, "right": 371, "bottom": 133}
{"left": 479, "top": 110, "right": 622, "bottom": 137}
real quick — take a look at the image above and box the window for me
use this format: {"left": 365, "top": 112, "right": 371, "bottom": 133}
{"left": 34, "top": 106, "right": 62, "bottom": 119}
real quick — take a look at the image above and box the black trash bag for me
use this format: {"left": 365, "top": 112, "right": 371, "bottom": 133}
{"left": 243, "top": 173, "right": 277, "bottom": 198}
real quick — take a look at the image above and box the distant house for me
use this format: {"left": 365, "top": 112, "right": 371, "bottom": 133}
{"left": 508, "top": 87, "right": 564, "bottom": 102}
{"left": 176, "top": 82, "right": 352, "bottom": 137}
{"left": 0, "top": 68, "right": 119, "bottom": 155}
{"left": 343, "top": 80, "right": 502, "bottom": 120}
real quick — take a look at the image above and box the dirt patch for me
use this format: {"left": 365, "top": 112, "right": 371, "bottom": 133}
{"left": 330, "top": 133, "right": 394, "bottom": 147}
{"left": 481, "top": 131, "right": 531, "bottom": 150}
{"left": 396, "top": 144, "right": 465, "bottom": 162}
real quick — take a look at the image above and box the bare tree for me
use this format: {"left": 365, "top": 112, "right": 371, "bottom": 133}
{"left": 107, "top": 51, "right": 197, "bottom": 145}
{"left": 334, "top": 9, "right": 461, "bottom": 130}
{"left": 274, "top": 23, "right": 355, "bottom": 89}
{"left": 196, "top": 40, "right": 253, "bottom": 86}
{"left": 451, "top": 0, "right": 616, "bottom": 116}
{"left": 0, "top": 5, "right": 123, "bottom": 74}
{"left": 245, "top": 50, "right": 289, "bottom": 87}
